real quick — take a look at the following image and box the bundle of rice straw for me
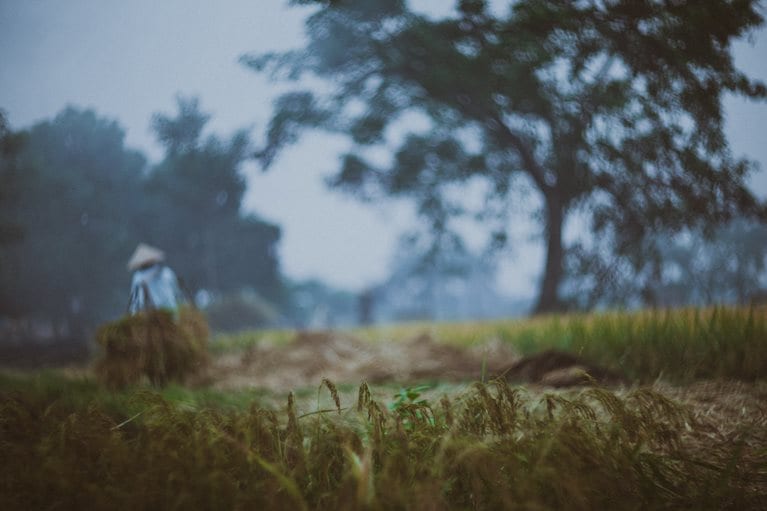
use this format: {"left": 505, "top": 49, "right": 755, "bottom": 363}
{"left": 95, "top": 307, "right": 209, "bottom": 389}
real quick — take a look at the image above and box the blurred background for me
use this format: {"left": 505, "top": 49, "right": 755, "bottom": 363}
{"left": 1, "top": 0, "right": 766, "bottom": 354}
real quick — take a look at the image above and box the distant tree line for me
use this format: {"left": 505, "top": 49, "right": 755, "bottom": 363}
{"left": 368, "top": 219, "right": 767, "bottom": 325}
{"left": 563, "top": 219, "right": 767, "bottom": 311}
{"left": 0, "top": 100, "right": 284, "bottom": 341}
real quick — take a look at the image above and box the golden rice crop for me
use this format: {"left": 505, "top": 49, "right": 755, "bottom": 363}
{"left": 216, "top": 305, "right": 767, "bottom": 383}
{"left": 1, "top": 375, "right": 764, "bottom": 510}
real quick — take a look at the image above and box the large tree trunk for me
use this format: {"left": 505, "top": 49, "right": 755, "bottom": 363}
{"left": 532, "top": 197, "right": 564, "bottom": 315}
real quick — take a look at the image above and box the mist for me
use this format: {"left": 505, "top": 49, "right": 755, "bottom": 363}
{"left": 2, "top": 0, "right": 767, "bottom": 361}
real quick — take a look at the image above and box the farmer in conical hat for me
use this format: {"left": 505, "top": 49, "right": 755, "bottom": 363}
{"left": 127, "top": 243, "right": 185, "bottom": 315}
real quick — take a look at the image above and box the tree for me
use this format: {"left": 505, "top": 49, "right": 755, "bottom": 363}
{"left": 245, "top": 0, "right": 767, "bottom": 313}
{"left": 0, "top": 102, "right": 287, "bottom": 339}
{"left": 378, "top": 231, "right": 472, "bottom": 321}
{"left": 0, "top": 107, "right": 146, "bottom": 333}
{"left": 376, "top": 232, "right": 519, "bottom": 322}
{"left": 563, "top": 218, "right": 767, "bottom": 309}
{"left": 0, "top": 111, "right": 27, "bottom": 246}
{"left": 145, "top": 96, "right": 284, "bottom": 306}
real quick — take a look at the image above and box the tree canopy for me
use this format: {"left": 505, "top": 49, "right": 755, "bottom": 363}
{"left": 245, "top": 0, "right": 767, "bottom": 313}
{"left": 144, "top": 97, "right": 284, "bottom": 303}
{"left": 0, "top": 108, "right": 146, "bottom": 330}
{"left": 564, "top": 218, "right": 767, "bottom": 310}
{"left": 0, "top": 111, "right": 28, "bottom": 247}
{"left": 0, "top": 102, "right": 284, "bottom": 338}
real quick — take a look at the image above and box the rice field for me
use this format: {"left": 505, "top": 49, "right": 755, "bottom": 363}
{"left": 215, "top": 305, "right": 767, "bottom": 383}
{"left": 1, "top": 305, "right": 766, "bottom": 509}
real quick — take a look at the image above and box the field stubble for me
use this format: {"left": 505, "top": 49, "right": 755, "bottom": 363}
{"left": 1, "top": 305, "right": 766, "bottom": 509}
{"left": 1, "top": 373, "right": 765, "bottom": 509}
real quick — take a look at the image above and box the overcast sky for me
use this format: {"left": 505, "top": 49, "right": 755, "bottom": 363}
{"left": 1, "top": 0, "right": 766, "bottom": 296}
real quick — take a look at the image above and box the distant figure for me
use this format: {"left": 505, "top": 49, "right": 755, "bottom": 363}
{"left": 358, "top": 288, "right": 376, "bottom": 326}
{"left": 127, "top": 243, "right": 185, "bottom": 315}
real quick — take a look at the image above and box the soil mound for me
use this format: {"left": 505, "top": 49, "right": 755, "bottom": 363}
{"left": 499, "top": 349, "right": 626, "bottom": 387}
{"left": 209, "top": 331, "right": 626, "bottom": 390}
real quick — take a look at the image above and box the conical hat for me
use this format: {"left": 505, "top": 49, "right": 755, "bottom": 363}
{"left": 127, "top": 243, "right": 165, "bottom": 271}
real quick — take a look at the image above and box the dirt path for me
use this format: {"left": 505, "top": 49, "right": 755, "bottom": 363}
{"left": 206, "top": 330, "right": 624, "bottom": 390}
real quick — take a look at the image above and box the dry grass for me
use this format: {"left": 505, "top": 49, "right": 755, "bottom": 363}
{"left": 0, "top": 374, "right": 765, "bottom": 510}
{"left": 214, "top": 305, "right": 767, "bottom": 384}
{"left": 2, "top": 305, "right": 765, "bottom": 509}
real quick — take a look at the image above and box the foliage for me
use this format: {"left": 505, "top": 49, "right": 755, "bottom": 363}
{"left": 0, "top": 103, "right": 285, "bottom": 337}
{"left": 389, "top": 384, "right": 430, "bottom": 410}
{"left": 1, "top": 376, "right": 765, "bottom": 509}
{"left": 389, "top": 384, "right": 432, "bottom": 428}
{"left": 246, "top": 0, "right": 767, "bottom": 313}
{"left": 143, "top": 96, "right": 284, "bottom": 306}
{"left": 0, "top": 110, "right": 27, "bottom": 246}
{"left": 0, "top": 107, "right": 146, "bottom": 330}
{"left": 94, "top": 307, "right": 209, "bottom": 389}
{"left": 564, "top": 218, "right": 767, "bottom": 310}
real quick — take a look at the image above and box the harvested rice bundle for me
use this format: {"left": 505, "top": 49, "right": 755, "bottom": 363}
{"left": 95, "top": 307, "right": 209, "bottom": 389}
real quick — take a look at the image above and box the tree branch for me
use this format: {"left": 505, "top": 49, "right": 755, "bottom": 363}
{"left": 488, "top": 112, "right": 551, "bottom": 195}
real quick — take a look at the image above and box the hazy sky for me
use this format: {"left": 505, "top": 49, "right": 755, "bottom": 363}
{"left": 2, "top": 0, "right": 766, "bottom": 296}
